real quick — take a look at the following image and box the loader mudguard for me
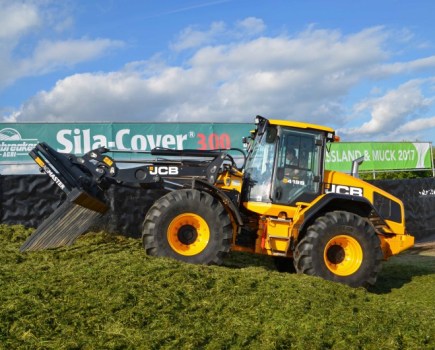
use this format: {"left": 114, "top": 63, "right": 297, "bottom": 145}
{"left": 297, "top": 193, "right": 374, "bottom": 236}
{"left": 191, "top": 179, "right": 244, "bottom": 226}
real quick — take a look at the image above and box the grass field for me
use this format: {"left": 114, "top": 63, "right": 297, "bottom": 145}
{"left": 1, "top": 224, "right": 434, "bottom": 349}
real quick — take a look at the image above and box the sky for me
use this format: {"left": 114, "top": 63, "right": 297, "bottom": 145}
{"left": 1, "top": 0, "right": 435, "bottom": 144}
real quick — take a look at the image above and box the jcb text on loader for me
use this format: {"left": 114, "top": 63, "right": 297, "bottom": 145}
{"left": 22, "top": 116, "right": 414, "bottom": 287}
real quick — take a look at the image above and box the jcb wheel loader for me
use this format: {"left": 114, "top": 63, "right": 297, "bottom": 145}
{"left": 21, "top": 116, "right": 414, "bottom": 288}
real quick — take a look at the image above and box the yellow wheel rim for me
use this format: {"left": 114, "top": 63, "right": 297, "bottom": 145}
{"left": 167, "top": 213, "right": 210, "bottom": 256}
{"left": 323, "top": 235, "right": 363, "bottom": 276}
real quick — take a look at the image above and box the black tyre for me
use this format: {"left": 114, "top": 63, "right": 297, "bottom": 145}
{"left": 294, "top": 211, "right": 383, "bottom": 287}
{"left": 142, "top": 189, "right": 233, "bottom": 265}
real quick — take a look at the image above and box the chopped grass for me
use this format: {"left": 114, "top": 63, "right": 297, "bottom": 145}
{"left": 1, "top": 224, "right": 434, "bottom": 349}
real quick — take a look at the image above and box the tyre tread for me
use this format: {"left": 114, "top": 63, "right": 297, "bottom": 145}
{"left": 142, "top": 189, "right": 232, "bottom": 265}
{"left": 294, "top": 210, "right": 383, "bottom": 287}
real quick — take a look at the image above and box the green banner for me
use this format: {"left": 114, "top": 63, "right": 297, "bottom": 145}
{"left": 0, "top": 123, "right": 252, "bottom": 164}
{"left": 0, "top": 123, "right": 432, "bottom": 172}
{"left": 325, "top": 142, "right": 433, "bottom": 172}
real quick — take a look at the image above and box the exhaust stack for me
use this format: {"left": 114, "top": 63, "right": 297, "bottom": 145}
{"left": 351, "top": 156, "right": 365, "bottom": 178}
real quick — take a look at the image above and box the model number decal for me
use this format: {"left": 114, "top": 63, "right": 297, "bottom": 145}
{"left": 325, "top": 184, "right": 363, "bottom": 197}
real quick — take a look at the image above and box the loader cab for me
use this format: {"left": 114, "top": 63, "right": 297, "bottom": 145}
{"left": 242, "top": 117, "right": 335, "bottom": 208}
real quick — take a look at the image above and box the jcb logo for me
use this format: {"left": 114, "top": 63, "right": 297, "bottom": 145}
{"left": 325, "top": 184, "right": 363, "bottom": 197}
{"left": 149, "top": 166, "right": 179, "bottom": 175}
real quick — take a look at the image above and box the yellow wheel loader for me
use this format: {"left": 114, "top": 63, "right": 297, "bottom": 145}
{"left": 22, "top": 116, "right": 414, "bottom": 287}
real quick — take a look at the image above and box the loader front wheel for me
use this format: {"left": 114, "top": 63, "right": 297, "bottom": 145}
{"left": 142, "top": 189, "right": 233, "bottom": 265}
{"left": 294, "top": 211, "right": 383, "bottom": 288}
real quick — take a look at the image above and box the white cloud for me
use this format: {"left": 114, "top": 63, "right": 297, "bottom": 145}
{"left": 170, "top": 17, "right": 266, "bottom": 52}
{"left": 23, "top": 38, "right": 123, "bottom": 73}
{"left": 369, "top": 56, "right": 435, "bottom": 77}
{"left": 170, "top": 21, "right": 226, "bottom": 51}
{"left": 393, "top": 116, "right": 435, "bottom": 134}
{"left": 341, "top": 79, "right": 435, "bottom": 140}
{"left": 0, "top": 2, "right": 40, "bottom": 39}
{"left": 0, "top": 1, "right": 123, "bottom": 89}
{"left": 1, "top": 37, "right": 123, "bottom": 89}
{"left": 4, "top": 21, "right": 435, "bottom": 145}
{"left": 235, "top": 17, "right": 266, "bottom": 36}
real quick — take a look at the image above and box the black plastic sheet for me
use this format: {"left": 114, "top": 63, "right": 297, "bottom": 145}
{"left": 0, "top": 175, "right": 434, "bottom": 242}
{"left": 0, "top": 175, "right": 165, "bottom": 238}
{"left": 371, "top": 178, "right": 435, "bottom": 241}
{"left": 0, "top": 175, "right": 66, "bottom": 229}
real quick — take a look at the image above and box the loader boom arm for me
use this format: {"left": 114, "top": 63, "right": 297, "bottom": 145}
{"left": 21, "top": 142, "right": 244, "bottom": 252}
{"left": 30, "top": 142, "right": 241, "bottom": 192}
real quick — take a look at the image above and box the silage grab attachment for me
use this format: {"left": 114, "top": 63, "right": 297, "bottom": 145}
{"left": 21, "top": 143, "right": 112, "bottom": 252}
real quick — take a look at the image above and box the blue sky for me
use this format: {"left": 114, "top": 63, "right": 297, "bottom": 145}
{"left": 1, "top": 0, "right": 435, "bottom": 143}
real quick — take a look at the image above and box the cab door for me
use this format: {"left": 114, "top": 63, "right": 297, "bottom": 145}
{"left": 272, "top": 128, "right": 324, "bottom": 206}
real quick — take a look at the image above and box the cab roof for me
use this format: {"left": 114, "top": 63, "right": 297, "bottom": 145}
{"left": 268, "top": 119, "right": 335, "bottom": 134}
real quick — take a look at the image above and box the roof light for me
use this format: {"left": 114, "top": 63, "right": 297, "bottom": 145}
{"left": 255, "top": 116, "right": 261, "bottom": 125}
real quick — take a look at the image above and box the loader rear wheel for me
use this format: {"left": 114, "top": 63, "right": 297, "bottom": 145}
{"left": 142, "top": 189, "right": 233, "bottom": 265}
{"left": 294, "top": 211, "right": 383, "bottom": 288}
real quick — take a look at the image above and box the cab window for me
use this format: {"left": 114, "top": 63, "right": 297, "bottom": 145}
{"left": 273, "top": 128, "right": 323, "bottom": 204}
{"left": 244, "top": 126, "right": 277, "bottom": 202}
